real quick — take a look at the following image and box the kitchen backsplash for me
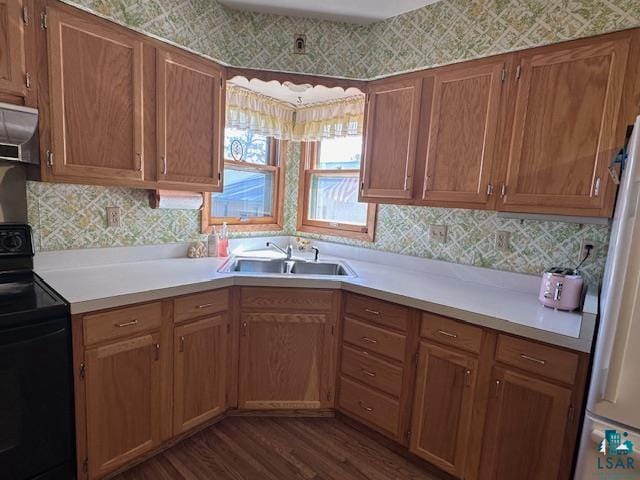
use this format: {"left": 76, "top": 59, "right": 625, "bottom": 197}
{"left": 67, "top": 0, "right": 640, "bottom": 79}
{"left": 27, "top": 142, "right": 610, "bottom": 284}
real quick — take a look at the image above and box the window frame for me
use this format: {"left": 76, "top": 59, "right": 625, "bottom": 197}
{"left": 201, "top": 138, "right": 286, "bottom": 233}
{"left": 297, "top": 141, "right": 376, "bottom": 241}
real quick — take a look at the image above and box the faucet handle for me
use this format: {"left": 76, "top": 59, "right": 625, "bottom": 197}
{"left": 311, "top": 246, "right": 320, "bottom": 262}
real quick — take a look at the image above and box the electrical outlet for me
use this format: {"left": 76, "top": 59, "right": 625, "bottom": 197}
{"left": 495, "top": 230, "right": 511, "bottom": 252}
{"left": 429, "top": 225, "right": 448, "bottom": 244}
{"left": 579, "top": 239, "right": 599, "bottom": 264}
{"left": 106, "top": 207, "right": 121, "bottom": 228}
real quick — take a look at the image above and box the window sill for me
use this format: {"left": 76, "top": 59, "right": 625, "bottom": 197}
{"left": 202, "top": 222, "right": 284, "bottom": 234}
{"left": 297, "top": 223, "right": 374, "bottom": 242}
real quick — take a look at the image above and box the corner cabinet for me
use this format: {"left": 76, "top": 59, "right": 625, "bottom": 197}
{"left": 360, "top": 77, "right": 423, "bottom": 201}
{"left": 238, "top": 288, "right": 339, "bottom": 409}
{"left": 497, "top": 35, "right": 632, "bottom": 216}
{"left": 156, "top": 49, "right": 225, "bottom": 192}
{"left": 46, "top": 7, "right": 146, "bottom": 183}
{"left": 0, "top": 0, "right": 27, "bottom": 98}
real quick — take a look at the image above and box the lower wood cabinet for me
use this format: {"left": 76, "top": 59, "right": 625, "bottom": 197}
{"left": 238, "top": 310, "right": 336, "bottom": 409}
{"left": 173, "top": 314, "right": 228, "bottom": 434}
{"left": 478, "top": 366, "right": 573, "bottom": 480}
{"left": 84, "top": 332, "right": 168, "bottom": 479}
{"left": 409, "top": 341, "right": 478, "bottom": 478}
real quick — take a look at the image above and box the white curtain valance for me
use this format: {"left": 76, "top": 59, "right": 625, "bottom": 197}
{"left": 293, "top": 96, "right": 364, "bottom": 141}
{"left": 225, "top": 85, "right": 365, "bottom": 142}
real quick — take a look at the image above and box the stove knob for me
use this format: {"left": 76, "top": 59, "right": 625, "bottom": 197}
{"left": 2, "top": 233, "right": 23, "bottom": 252}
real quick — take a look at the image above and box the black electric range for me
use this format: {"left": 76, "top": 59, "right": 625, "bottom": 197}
{"left": 0, "top": 224, "right": 75, "bottom": 480}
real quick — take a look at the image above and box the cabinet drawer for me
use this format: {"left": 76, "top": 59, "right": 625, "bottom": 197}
{"left": 339, "top": 376, "right": 400, "bottom": 436}
{"left": 421, "top": 312, "right": 483, "bottom": 354}
{"left": 341, "top": 345, "right": 403, "bottom": 397}
{"left": 495, "top": 335, "right": 579, "bottom": 385}
{"left": 174, "top": 289, "right": 229, "bottom": 323}
{"left": 84, "top": 302, "right": 162, "bottom": 346}
{"left": 345, "top": 294, "right": 409, "bottom": 331}
{"left": 240, "top": 287, "right": 335, "bottom": 311}
{"left": 343, "top": 317, "right": 406, "bottom": 361}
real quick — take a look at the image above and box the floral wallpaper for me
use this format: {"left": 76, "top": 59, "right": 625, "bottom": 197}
{"left": 65, "top": 0, "right": 640, "bottom": 79}
{"left": 27, "top": 143, "right": 610, "bottom": 284}
{"left": 29, "top": 0, "right": 633, "bottom": 281}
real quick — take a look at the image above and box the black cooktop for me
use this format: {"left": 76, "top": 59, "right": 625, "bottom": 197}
{"left": 0, "top": 224, "right": 68, "bottom": 327}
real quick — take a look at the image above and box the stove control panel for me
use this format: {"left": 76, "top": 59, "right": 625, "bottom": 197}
{"left": 0, "top": 225, "right": 33, "bottom": 256}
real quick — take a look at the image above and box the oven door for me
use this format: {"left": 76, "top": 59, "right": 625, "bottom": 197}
{"left": 0, "top": 316, "right": 75, "bottom": 480}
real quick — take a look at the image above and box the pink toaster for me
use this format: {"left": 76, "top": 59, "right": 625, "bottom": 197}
{"left": 538, "top": 267, "right": 584, "bottom": 311}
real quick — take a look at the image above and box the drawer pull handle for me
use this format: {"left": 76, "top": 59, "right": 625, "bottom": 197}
{"left": 197, "top": 303, "right": 215, "bottom": 309}
{"left": 520, "top": 354, "right": 546, "bottom": 365}
{"left": 361, "top": 369, "right": 376, "bottom": 377}
{"left": 115, "top": 319, "right": 138, "bottom": 328}
{"left": 360, "top": 336, "right": 378, "bottom": 344}
{"left": 364, "top": 308, "right": 380, "bottom": 315}
{"left": 437, "top": 330, "right": 458, "bottom": 338}
{"left": 358, "top": 401, "right": 374, "bottom": 412}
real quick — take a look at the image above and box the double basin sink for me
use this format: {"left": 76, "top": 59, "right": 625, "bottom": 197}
{"left": 218, "top": 257, "right": 356, "bottom": 277}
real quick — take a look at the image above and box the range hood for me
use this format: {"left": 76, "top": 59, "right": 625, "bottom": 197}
{"left": 0, "top": 102, "right": 39, "bottom": 165}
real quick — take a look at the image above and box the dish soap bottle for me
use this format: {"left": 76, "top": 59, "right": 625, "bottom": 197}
{"left": 208, "top": 226, "right": 218, "bottom": 257}
{"left": 217, "top": 222, "right": 229, "bottom": 257}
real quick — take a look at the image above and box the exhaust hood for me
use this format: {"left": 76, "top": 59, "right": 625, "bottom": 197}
{"left": 0, "top": 102, "right": 39, "bottom": 165}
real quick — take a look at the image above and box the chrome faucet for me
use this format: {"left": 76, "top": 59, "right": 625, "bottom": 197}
{"left": 311, "top": 246, "right": 320, "bottom": 262}
{"left": 266, "top": 242, "right": 293, "bottom": 259}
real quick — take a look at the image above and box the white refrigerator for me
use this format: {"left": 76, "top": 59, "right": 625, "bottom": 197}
{"left": 575, "top": 116, "right": 640, "bottom": 479}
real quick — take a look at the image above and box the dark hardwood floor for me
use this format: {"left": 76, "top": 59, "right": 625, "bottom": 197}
{"left": 113, "top": 417, "right": 443, "bottom": 480}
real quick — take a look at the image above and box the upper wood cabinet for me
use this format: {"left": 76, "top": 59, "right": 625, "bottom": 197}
{"left": 358, "top": 30, "right": 638, "bottom": 216}
{"left": 419, "top": 58, "right": 505, "bottom": 209}
{"left": 0, "top": 0, "right": 27, "bottom": 97}
{"left": 360, "top": 77, "right": 423, "bottom": 201}
{"left": 156, "top": 48, "right": 225, "bottom": 191}
{"left": 498, "top": 34, "right": 632, "bottom": 216}
{"left": 84, "top": 333, "right": 168, "bottom": 479}
{"left": 478, "top": 366, "right": 572, "bottom": 480}
{"left": 46, "top": 7, "right": 146, "bottom": 183}
{"left": 410, "top": 341, "right": 478, "bottom": 478}
{"left": 173, "top": 315, "right": 228, "bottom": 434}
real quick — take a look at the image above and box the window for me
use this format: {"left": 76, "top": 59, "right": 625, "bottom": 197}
{"left": 297, "top": 136, "right": 376, "bottom": 241}
{"left": 202, "top": 128, "right": 285, "bottom": 232}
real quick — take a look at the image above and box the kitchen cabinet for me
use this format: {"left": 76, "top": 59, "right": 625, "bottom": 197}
{"left": 0, "top": 0, "right": 27, "bottom": 98}
{"left": 410, "top": 341, "right": 478, "bottom": 478}
{"left": 359, "top": 30, "right": 639, "bottom": 217}
{"left": 156, "top": 48, "right": 225, "bottom": 192}
{"left": 360, "top": 77, "right": 423, "bottom": 201}
{"left": 419, "top": 58, "right": 505, "bottom": 209}
{"left": 84, "top": 332, "right": 169, "bottom": 479}
{"left": 478, "top": 366, "right": 573, "bottom": 480}
{"left": 46, "top": 6, "right": 146, "bottom": 183}
{"left": 174, "top": 315, "right": 228, "bottom": 434}
{"left": 238, "top": 287, "right": 339, "bottom": 409}
{"left": 497, "top": 33, "right": 632, "bottom": 216}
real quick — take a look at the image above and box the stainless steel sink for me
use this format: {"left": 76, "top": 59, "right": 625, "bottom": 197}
{"left": 218, "top": 257, "right": 355, "bottom": 277}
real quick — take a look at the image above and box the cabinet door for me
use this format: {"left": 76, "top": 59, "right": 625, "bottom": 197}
{"left": 0, "top": 0, "right": 26, "bottom": 96}
{"left": 410, "top": 341, "right": 478, "bottom": 477}
{"left": 47, "top": 7, "right": 145, "bottom": 182}
{"left": 157, "top": 49, "right": 224, "bottom": 191}
{"left": 500, "top": 35, "right": 631, "bottom": 216}
{"left": 85, "top": 333, "right": 165, "bottom": 479}
{"left": 360, "top": 78, "right": 422, "bottom": 202}
{"left": 479, "top": 367, "right": 572, "bottom": 480}
{"left": 174, "top": 315, "right": 227, "bottom": 434}
{"left": 420, "top": 59, "right": 504, "bottom": 208}
{"left": 238, "top": 312, "right": 335, "bottom": 409}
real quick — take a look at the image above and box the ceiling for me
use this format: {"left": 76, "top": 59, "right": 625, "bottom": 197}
{"left": 218, "top": 0, "right": 439, "bottom": 24}
{"left": 228, "top": 76, "right": 363, "bottom": 106}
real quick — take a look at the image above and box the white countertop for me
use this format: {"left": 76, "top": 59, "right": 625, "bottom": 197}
{"left": 35, "top": 238, "right": 598, "bottom": 352}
